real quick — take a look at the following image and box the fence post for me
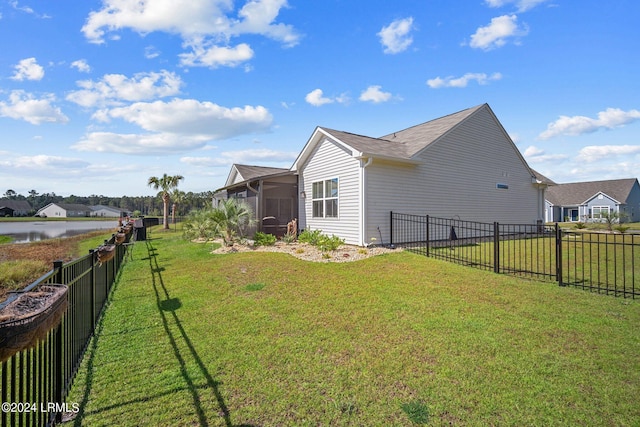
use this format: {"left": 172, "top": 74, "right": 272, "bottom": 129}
{"left": 556, "top": 223, "right": 564, "bottom": 286}
{"left": 493, "top": 222, "right": 500, "bottom": 274}
{"left": 53, "top": 260, "right": 63, "bottom": 284}
{"left": 389, "top": 211, "right": 393, "bottom": 247}
{"left": 89, "top": 249, "right": 96, "bottom": 330}
{"left": 425, "top": 215, "right": 430, "bottom": 257}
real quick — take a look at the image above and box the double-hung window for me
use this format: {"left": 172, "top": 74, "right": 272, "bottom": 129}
{"left": 591, "top": 206, "right": 610, "bottom": 219}
{"left": 312, "top": 178, "right": 338, "bottom": 218}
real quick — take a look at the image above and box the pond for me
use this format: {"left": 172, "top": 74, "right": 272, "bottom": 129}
{"left": 0, "top": 221, "right": 120, "bottom": 244}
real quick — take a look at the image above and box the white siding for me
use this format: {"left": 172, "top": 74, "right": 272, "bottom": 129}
{"left": 299, "top": 137, "right": 362, "bottom": 245}
{"left": 366, "top": 107, "right": 541, "bottom": 245}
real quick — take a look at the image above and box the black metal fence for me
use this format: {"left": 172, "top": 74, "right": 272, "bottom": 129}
{"left": 390, "top": 212, "right": 639, "bottom": 298}
{"left": 0, "top": 233, "right": 133, "bottom": 426}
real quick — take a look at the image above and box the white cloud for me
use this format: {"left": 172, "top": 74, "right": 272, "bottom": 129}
{"left": 230, "top": 0, "right": 300, "bottom": 47}
{"left": 0, "top": 90, "right": 69, "bottom": 125}
{"left": 359, "top": 85, "right": 392, "bottom": 103}
{"left": 181, "top": 148, "right": 297, "bottom": 167}
{"left": 81, "top": 0, "right": 300, "bottom": 52}
{"left": 305, "top": 89, "right": 334, "bottom": 107}
{"left": 539, "top": 108, "right": 640, "bottom": 139}
{"left": 469, "top": 15, "right": 528, "bottom": 50}
{"left": 145, "top": 46, "right": 161, "bottom": 59}
{"left": 73, "top": 98, "right": 273, "bottom": 155}
{"left": 179, "top": 42, "right": 254, "bottom": 68}
{"left": 99, "top": 98, "right": 272, "bottom": 137}
{"left": 66, "top": 70, "right": 183, "bottom": 107}
{"left": 378, "top": 17, "right": 414, "bottom": 54}
{"left": 484, "top": 0, "right": 549, "bottom": 12}
{"left": 71, "top": 59, "right": 91, "bottom": 73}
{"left": 576, "top": 145, "right": 640, "bottom": 163}
{"left": 11, "top": 155, "right": 90, "bottom": 170}
{"left": 523, "top": 145, "right": 568, "bottom": 163}
{"left": 72, "top": 132, "right": 209, "bottom": 155}
{"left": 427, "top": 72, "right": 502, "bottom": 88}
{"left": 11, "top": 57, "right": 45, "bottom": 81}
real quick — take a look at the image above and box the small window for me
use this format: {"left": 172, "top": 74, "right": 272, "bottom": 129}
{"left": 311, "top": 178, "right": 338, "bottom": 218}
{"left": 496, "top": 183, "right": 509, "bottom": 190}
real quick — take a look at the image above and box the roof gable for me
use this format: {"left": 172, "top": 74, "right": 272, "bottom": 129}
{"left": 292, "top": 104, "right": 492, "bottom": 171}
{"left": 545, "top": 178, "right": 638, "bottom": 206}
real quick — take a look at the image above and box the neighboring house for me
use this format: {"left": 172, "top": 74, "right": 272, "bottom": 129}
{"left": 0, "top": 199, "right": 31, "bottom": 217}
{"left": 217, "top": 104, "right": 546, "bottom": 246}
{"left": 36, "top": 203, "right": 91, "bottom": 218}
{"left": 544, "top": 178, "right": 640, "bottom": 223}
{"left": 213, "top": 164, "right": 298, "bottom": 236}
{"left": 90, "top": 205, "right": 127, "bottom": 218}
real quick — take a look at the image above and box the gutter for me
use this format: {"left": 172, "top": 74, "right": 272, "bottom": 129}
{"left": 360, "top": 157, "right": 373, "bottom": 246}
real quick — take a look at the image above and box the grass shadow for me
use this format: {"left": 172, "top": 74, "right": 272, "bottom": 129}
{"left": 145, "top": 239, "right": 254, "bottom": 427}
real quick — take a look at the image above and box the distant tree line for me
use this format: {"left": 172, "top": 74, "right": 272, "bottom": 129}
{"left": 2, "top": 189, "right": 214, "bottom": 217}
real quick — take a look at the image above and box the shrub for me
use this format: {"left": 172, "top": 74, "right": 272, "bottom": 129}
{"left": 317, "top": 234, "right": 345, "bottom": 252}
{"left": 254, "top": 231, "right": 277, "bottom": 246}
{"left": 298, "top": 229, "right": 323, "bottom": 245}
{"left": 574, "top": 222, "right": 586, "bottom": 229}
{"left": 614, "top": 225, "right": 630, "bottom": 234}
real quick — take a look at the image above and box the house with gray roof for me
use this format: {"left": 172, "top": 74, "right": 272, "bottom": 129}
{"left": 36, "top": 203, "right": 91, "bottom": 218}
{"left": 0, "top": 199, "right": 32, "bottom": 217}
{"left": 90, "top": 205, "right": 127, "bottom": 218}
{"left": 216, "top": 104, "right": 547, "bottom": 245}
{"left": 544, "top": 178, "right": 640, "bottom": 223}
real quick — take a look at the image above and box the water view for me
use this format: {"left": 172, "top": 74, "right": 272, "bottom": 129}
{"left": 0, "top": 221, "right": 119, "bottom": 244}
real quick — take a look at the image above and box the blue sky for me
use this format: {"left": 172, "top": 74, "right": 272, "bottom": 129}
{"left": 0, "top": 0, "right": 638, "bottom": 197}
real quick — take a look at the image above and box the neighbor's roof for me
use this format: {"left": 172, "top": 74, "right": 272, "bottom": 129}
{"left": 90, "top": 205, "right": 122, "bottom": 212}
{"left": 545, "top": 178, "right": 639, "bottom": 205}
{"left": 0, "top": 199, "right": 31, "bottom": 210}
{"left": 56, "top": 203, "right": 92, "bottom": 211}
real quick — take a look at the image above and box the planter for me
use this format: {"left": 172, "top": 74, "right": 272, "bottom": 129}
{"left": 0, "top": 284, "right": 68, "bottom": 362}
{"left": 97, "top": 243, "right": 116, "bottom": 264}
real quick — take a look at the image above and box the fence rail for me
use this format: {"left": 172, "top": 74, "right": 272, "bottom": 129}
{"left": 1, "top": 231, "right": 133, "bottom": 426}
{"left": 390, "top": 212, "right": 639, "bottom": 298}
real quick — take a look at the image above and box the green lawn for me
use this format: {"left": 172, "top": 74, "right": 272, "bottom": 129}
{"left": 67, "top": 228, "right": 640, "bottom": 426}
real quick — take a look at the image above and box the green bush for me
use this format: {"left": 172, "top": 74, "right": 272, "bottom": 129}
{"left": 254, "top": 231, "right": 277, "bottom": 246}
{"left": 298, "top": 229, "right": 344, "bottom": 252}
{"left": 317, "top": 234, "right": 345, "bottom": 252}
{"left": 298, "top": 229, "right": 323, "bottom": 245}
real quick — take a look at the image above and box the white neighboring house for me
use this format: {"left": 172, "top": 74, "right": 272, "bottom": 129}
{"left": 292, "top": 104, "right": 546, "bottom": 246}
{"left": 90, "top": 205, "right": 127, "bottom": 218}
{"left": 36, "top": 203, "right": 91, "bottom": 218}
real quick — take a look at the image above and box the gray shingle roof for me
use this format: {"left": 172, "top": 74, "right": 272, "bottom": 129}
{"left": 545, "top": 178, "right": 638, "bottom": 205}
{"left": 0, "top": 199, "right": 31, "bottom": 211}
{"left": 235, "top": 164, "right": 290, "bottom": 181}
{"left": 57, "top": 203, "right": 92, "bottom": 211}
{"left": 319, "top": 104, "right": 486, "bottom": 160}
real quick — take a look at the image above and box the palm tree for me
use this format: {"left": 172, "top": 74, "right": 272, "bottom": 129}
{"left": 147, "top": 174, "right": 184, "bottom": 230}
{"left": 211, "top": 198, "right": 254, "bottom": 246}
{"left": 171, "top": 189, "right": 186, "bottom": 225}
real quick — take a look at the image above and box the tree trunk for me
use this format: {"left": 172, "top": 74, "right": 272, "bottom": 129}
{"left": 163, "top": 193, "right": 170, "bottom": 229}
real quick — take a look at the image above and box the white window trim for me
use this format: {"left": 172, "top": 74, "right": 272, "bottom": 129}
{"left": 591, "top": 205, "right": 610, "bottom": 219}
{"left": 311, "top": 177, "right": 339, "bottom": 219}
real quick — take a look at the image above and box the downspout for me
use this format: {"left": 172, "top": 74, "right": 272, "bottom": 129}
{"left": 360, "top": 157, "right": 373, "bottom": 246}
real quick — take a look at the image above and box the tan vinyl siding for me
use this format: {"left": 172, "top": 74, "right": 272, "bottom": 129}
{"left": 366, "top": 107, "right": 540, "bottom": 244}
{"left": 299, "top": 137, "right": 361, "bottom": 245}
